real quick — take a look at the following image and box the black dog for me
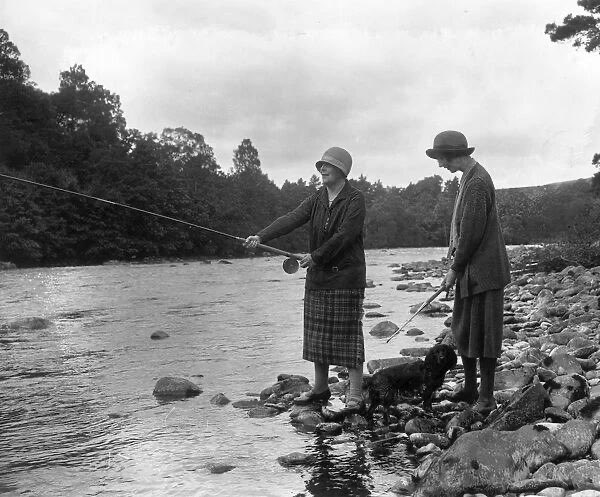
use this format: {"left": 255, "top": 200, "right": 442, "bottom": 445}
{"left": 364, "top": 343, "right": 457, "bottom": 421}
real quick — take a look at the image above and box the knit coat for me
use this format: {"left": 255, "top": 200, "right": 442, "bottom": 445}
{"left": 257, "top": 181, "right": 366, "bottom": 289}
{"left": 449, "top": 162, "right": 511, "bottom": 298}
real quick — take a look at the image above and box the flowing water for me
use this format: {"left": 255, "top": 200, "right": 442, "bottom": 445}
{"left": 0, "top": 247, "right": 449, "bottom": 497}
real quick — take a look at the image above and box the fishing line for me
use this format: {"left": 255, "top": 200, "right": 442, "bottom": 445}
{"left": 0, "top": 172, "right": 301, "bottom": 273}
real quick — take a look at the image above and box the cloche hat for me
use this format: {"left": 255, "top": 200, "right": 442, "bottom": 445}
{"left": 426, "top": 130, "right": 475, "bottom": 159}
{"left": 315, "top": 147, "right": 352, "bottom": 176}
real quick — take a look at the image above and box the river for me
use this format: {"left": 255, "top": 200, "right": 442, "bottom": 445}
{"left": 0, "top": 247, "right": 449, "bottom": 497}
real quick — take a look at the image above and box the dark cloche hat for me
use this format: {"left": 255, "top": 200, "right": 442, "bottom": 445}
{"left": 426, "top": 130, "right": 475, "bottom": 159}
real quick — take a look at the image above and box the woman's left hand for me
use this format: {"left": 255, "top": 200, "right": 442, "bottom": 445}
{"left": 442, "top": 268, "right": 457, "bottom": 290}
{"left": 298, "top": 254, "right": 315, "bottom": 268}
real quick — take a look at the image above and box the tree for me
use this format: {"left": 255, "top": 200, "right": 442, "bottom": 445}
{"left": 545, "top": 1, "right": 600, "bottom": 53}
{"left": 593, "top": 153, "right": 600, "bottom": 195}
{"left": 232, "top": 138, "right": 261, "bottom": 175}
{"left": 0, "top": 29, "right": 31, "bottom": 82}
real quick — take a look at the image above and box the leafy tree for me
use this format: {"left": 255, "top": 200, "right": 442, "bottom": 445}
{"left": 232, "top": 138, "right": 261, "bottom": 175}
{"left": 0, "top": 29, "right": 31, "bottom": 82}
{"left": 593, "top": 153, "right": 600, "bottom": 195}
{"left": 546, "top": 0, "right": 600, "bottom": 53}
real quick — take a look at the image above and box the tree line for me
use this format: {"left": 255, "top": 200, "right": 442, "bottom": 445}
{"left": 0, "top": 28, "right": 598, "bottom": 267}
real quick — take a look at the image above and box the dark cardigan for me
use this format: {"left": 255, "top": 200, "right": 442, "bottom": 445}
{"left": 450, "top": 162, "right": 511, "bottom": 298}
{"left": 257, "top": 181, "right": 366, "bottom": 289}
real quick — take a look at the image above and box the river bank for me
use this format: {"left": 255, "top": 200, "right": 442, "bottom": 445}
{"left": 225, "top": 259, "right": 600, "bottom": 497}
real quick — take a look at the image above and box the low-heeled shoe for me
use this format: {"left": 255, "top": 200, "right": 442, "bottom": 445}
{"left": 294, "top": 388, "right": 331, "bottom": 405}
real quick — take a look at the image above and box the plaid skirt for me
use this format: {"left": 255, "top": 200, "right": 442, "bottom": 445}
{"left": 451, "top": 284, "right": 504, "bottom": 359}
{"left": 303, "top": 288, "right": 365, "bottom": 368}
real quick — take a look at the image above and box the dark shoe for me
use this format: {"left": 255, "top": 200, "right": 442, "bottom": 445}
{"left": 294, "top": 388, "right": 331, "bottom": 405}
{"left": 449, "top": 388, "right": 479, "bottom": 404}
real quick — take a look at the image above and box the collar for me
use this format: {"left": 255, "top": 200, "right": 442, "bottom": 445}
{"left": 318, "top": 180, "right": 350, "bottom": 206}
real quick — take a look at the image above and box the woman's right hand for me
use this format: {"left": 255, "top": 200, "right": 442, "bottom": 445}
{"left": 243, "top": 235, "right": 261, "bottom": 249}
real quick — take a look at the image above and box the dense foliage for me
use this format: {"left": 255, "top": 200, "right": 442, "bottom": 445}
{"left": 547, "top": 0, "right": 600, "bottom": 194}
{"left": 0, "top": 29, "right": 598, "bottom": 267}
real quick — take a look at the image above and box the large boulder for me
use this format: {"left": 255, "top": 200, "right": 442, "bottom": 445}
{"left": 413, "top": 426, "right": 568, "bottom": 497}
{"left": 152, "top": 377, "right": 202, "bottom": 398}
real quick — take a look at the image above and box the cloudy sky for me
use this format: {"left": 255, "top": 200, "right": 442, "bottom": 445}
{"left": 2, "top": 0, "right": 600, "bottom": 188}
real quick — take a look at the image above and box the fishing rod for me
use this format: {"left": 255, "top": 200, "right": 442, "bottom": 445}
{"left": 386, "top": 286, "right": 446, "bottom": 343}
{"left": 0, "top": 172, "right": 303, "bottom": 274}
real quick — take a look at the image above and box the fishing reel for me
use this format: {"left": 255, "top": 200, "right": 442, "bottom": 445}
{"left": 282, "top": 257, "right": 300, "bottom": 274}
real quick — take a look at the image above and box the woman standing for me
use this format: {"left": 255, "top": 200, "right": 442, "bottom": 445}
{"left": 426, "top": 130, "right": 511, "bottom": 415}
{"left": 244, "top": 147, "right": 366, "bottom": 411}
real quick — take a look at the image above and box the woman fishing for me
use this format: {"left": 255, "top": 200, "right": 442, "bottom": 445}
{"left": 244, "top": 147, "right": 367, "bottom": 412}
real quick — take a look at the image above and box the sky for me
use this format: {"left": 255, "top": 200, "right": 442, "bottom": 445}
{"left": 2, "top": 0, "right": 600, "bottom": 189}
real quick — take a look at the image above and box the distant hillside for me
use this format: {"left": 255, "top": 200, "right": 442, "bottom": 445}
{"left": 499, "top": 177, "right": 593, "bottom": 198}
{"left": 495, "top": 177, "right": 596, "bottom": 245}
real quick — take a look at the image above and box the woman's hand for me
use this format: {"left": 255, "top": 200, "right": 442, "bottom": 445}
{"left": 442, "top": 268, "right": 457, "bottom": 290}
{"left": 243, "top": 235, "right": 261, "bottom": 249}
{"left": 299, "top": 254, "right": 315, "bottom": 268}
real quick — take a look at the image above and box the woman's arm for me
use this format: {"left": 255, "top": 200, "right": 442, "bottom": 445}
{"left": 255, "top": 193, "right": 315, "bottom": 244}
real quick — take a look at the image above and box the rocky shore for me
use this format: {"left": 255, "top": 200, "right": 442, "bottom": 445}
{"left": 149, "top": 258, "right": 600, "bottom": 496}
{"left": 251, "top": 260, "right": 600, "bottom": 497}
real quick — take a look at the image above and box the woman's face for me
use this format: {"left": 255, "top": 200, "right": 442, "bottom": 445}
{"left": 437, "top": 156, "right": 460, "bottom": 173}
{"left": 319, "top": 163, "right": 345, "bottom": 186}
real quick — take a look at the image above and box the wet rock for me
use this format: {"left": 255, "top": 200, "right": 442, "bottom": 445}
{"left": 409, "top": 301, "right": 452, "bottom": 314}
{"left": 217, "top": 259, "right": 232, "bottom": 264}
{"left": 570, "top": 460, "right": 600, "bottom": 490}
{"left": 369, "top": 320, "right": 398, "bottom": 338}
{"left": 591, "top": 439, "right": 600, "bottom": 459}
{"left": 507, "top": 479, "right": 568, "bottom": 494}
{"left": 153, "top": 377, "right": 202, "bottom": 399}
{"left": 486, "top": 382, "right": 551, "bottom": 431}
{"left": 412, "top": 426, "right": 568, "bottom": 497}
{"left": 205, "top": 462, "right": 235, "bottom": 474}
{"left": 406, "top": 327, "right": 424, "bottom": 336}
{"left": 365, "top": 311, "right": 386, "bottom": 318}
{"left": 554, "top": 419, "right": 597, "bottom": 458}
{"left": 409, "top": 432, "right": 451, "bottom": 449}
{"left": 8, "top": 317, "right": 51, "bottom": 330}
{"left": 542, "top": 353, "right": 584, "bottom": 376}
{"left": 232, "top": 399, "right": 263, "bottom": 409}
{"left": 446, "top": 408, "right": 485, "bottom": 431}
{"left": 150, "top": 330, "right": 169, "bottom": 340}
{"left": 271, "top": 376, "right": 311, "bottom": 398}
{"left": 494, "top": 366, "right": 536, "bottom": 390}
{"left": 277, "top": 452, "right": 317, "bottom": 466}
{"left": 363, "top": 302, "right": 382, "bottom": 309}
{"left": 248, "top": 406, "right": 280, "bottom": 418}
{"left": 405, "top": 417, "right": 441, "bottom": 435}
{"left": 406, "top": 282, "right": 434, "bottom": 292}
{"left": 544, "top": 406, "right": 572, "bottom": 423}
{"left": 390, "top": 476, "right": 416, "bottom": 495}
{"left": 545, "top": 374, "right": 589, "bottom": 404}
{"left": 291, "top": 410, "right": 324, "bottom": 430}
{"left": 210, "top": 393, "right": 230, "bottom": 406}
{"left": 315, "top": 422, "right": 343, "bottom": 436}
{"left": 343, "top": 413, "right": 368, "bottom": 429}
{"left": 399, "top": 347, "right": 430, "bottom": 357}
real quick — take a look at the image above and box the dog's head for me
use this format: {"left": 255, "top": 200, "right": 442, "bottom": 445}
{"left": 423, "top": 344, "right": 457, "bottom": 380}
